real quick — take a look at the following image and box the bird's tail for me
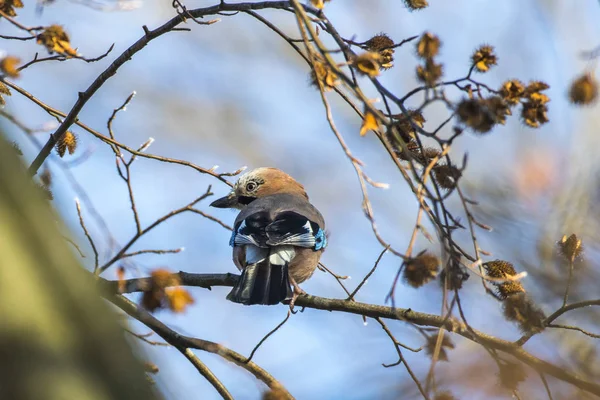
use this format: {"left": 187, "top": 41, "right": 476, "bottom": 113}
{"left": 227, "top": 259, "right": 293, "bottom": 305}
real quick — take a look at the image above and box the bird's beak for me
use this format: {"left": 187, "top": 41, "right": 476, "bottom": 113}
{"left": 210, "top": 191, "right": 239, "bottom": 208}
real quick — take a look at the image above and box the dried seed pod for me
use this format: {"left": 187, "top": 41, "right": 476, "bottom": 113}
{"left": 416, "top": 59, "right": 443, "bottom": 86}
{"left": 439, "top": 262, "right": 469, "bottom": 290}
{"left": 363, "top": 34, "right": 395, "bottom": 69}
{"left": 404, "top": 0, "right": 429, "bottom": 12}
{"left": 55, "top": 131, "right": 78, "bottom": 157}
{"left": 364, "top": 33, "right": 394, "bottom": 52}
{"left": 502, "top": 293, "right": 545, "bottom": 334}
{"left": 353, "top": 52, "right": 382, "bottom": 77}
{"left": 425, "top": 332, "right": 455, "bottom": 361}
{"left": 36, "top": 25, "right": 78, "bottom": 57}
{"left": 520, "top": 98, "right": 549, "bottom": 128}
{"left": 456, "top": 98, "right": 494, "bottom": 133}
{"left": 569, "top": 73, "right": 598, "bottom": 105}
{"left": 416, "top": 32, "right": 440, "bottom": 59}
{"left": 558, "top": 233, "right": 583, "bottom": 262}
{"left": 471, "top": 45, "right": 497, "bottom": 72}
{"left": 499, "top": 79, "right": 525, "bottom": 105}
{"left": 0, "top": 56, "right": 21, "bottom": 78}
{"left": 309, "top": 59, "right": 339, "bottom": 90}
{"left": 0, "top": 0, "right": 24, "bottom": 17}
{"left": 433, "top": 164, "right": 461, "bottom": 190}
{"left": 403, "top": 252, "right": 440, "bottom": 288}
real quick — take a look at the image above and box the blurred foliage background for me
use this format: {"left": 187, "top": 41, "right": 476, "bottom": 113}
{"left": 2, "top": 0, "right": 600, "bottom": 398}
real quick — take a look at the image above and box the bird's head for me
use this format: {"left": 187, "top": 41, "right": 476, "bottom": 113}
{"left": 210, "top": 167, "right": 308, "bottom": 209}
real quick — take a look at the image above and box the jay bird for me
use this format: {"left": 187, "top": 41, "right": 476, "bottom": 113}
{"left": 210, "top": 167, "right": 327, "bottom": 306}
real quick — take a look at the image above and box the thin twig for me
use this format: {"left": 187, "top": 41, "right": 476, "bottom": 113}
{"left": 547, "top": 323, "right": 600, "bottom": 339}
{"left": 111, "top": 294, "right": 294, "bottom": 398}
{"left": 245, "top": 311, "right": 291, "bottom": 363}
{"left": 562, "top": 258, "right": 575, "bottom": 308}
{"left": 124, "top": 328, "right": 170, "bottom": 346}
{"left": 75, "top": 198, "right": 100, "bottom": 273}
{"left": 376, "top": 318, "right": 429, "bottom": 400}
{"left": 347, "top": 246, "right": 388, "bottom": 301}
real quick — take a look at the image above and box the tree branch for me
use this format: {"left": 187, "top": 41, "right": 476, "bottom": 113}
{"left": 27, "top": 0, "right": 319, "bottom": 176}
{"left": 104, "top": 272, "right": 600, "bottom": 397}
{"left": 109, "top": 294, "right": 294, "bottom": 399}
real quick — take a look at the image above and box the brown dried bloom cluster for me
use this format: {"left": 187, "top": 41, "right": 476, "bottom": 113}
{"left": 141, "top": 269, "right": 195, "bottom": 313}
{"left": 310, "top": 56, "right": 339, "bottom": 91}
{"left": 386, "top": 110, "right": 454, "bottom": 180}
{"left": 456, "top": 96, "right": 511, "bottom": 134}
{"left": 37, "top": 25, "right": 78, "bottom": 57}
{"left": 498, "top": 79, "right": 551, "bottom": 128}
{"left": 0, "top": 0, "right": 23, "bottom": 17}
{"left": 483, "top": 260, "right": 524, "bottom": 299}
{"left": 0, "top": 80, "right": 11, "bottom": 106}
{"left": 425, "top": 332, "right": 455, "bottom": 361}
{"left": 432, "top": 164, "right": 461, "bottom": 190}
{"left": 521, "top": 81, "right": 550, "bottom": 128}
{"left": 415, "top": 32, "right": 442, "bottom": 86}
{"left": 390, "top": 109, "right": 426, "bottom": 142}
{"left": 403, "top": 0, "right": 428, "bottom": 11}
{"left": 502, "top": 293, "right": 545, "bottom": 334}
{"left": 499, "top": 79, "right": 525, "bottom": 105}
{"left": 483, "top": 260, "right": 545, "bottom": 334}
{"left": 403, "top": 251, "right": 440, "bottom": 288}
{"left": 362, "top": 33, "right": 395, "bottom": 69}
{"left": 440, "top": 260, "right": 470, "bottom": 290}
{"left": 0, "top": 56, "right": 20, "bottom": 78}
{"left": 471, "top": 45, "right": 497, "bottom": 73}
{"left": 55, "top": 131, "right": 78, "bottom": 157}
{"left": 558, "top": 233, "right": 583, "bottom": 262}
{"left": 569, "top": 73, "right": 598, "bottom": 105}
{"left": 353, "top": 52, "right": 383, "bottom": 78}
{"left": 457, "top": 79, "right": 550, "bottom": 133}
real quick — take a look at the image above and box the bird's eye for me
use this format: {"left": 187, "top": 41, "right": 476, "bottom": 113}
{"left": 245, "top": 181, "right": 258, "bottom": 192}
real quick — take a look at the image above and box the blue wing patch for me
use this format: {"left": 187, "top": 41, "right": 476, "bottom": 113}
{"left": 314, "top": 228, "right": 327, "bottom": 251}
{"left": 229, "top": 230, "right": 236, "bottom": 247}
{"left": 230, "top": 219, "right": 266, "bottom": 247}
{"left": 230, "top": 211, "right": 326, "bottom": 251}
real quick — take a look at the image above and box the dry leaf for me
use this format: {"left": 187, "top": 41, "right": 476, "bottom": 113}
{"left": 166, "top": 287, "right": 195, "bottom": 313}
{"left": 0, "top": 56, "right": 20, "bottom": 78}
{"left": 117, "top": 266, "right": 126, "bottom": 294}
{"left": 310, "top": 0, "right": 329, "bottom": 9}
{"left": 360, "top": 111, "right": 379, "bottom": 136}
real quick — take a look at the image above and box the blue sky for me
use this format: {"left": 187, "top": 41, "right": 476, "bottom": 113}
{"left": 3, "top": 0, "right": 600, "bottom": 398}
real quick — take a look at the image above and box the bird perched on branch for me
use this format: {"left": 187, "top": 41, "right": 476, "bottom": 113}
{"left": 210, "top": 167, "right": 327, "bottom": 307}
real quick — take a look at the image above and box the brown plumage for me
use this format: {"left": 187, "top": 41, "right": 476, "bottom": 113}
{"left": 211, "top": 168, "right": 327, "bottom": 306}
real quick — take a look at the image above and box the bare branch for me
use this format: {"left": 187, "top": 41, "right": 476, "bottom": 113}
{"left": 103, "top": 272, "right": 600, "bottom": 397}
{"left": 111, "top": 294, "right": 294, "bottom": 398}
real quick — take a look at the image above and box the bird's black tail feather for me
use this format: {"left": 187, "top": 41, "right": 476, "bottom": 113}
{"left": 227, "top": 260, "right": 293, "bottom": 305}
